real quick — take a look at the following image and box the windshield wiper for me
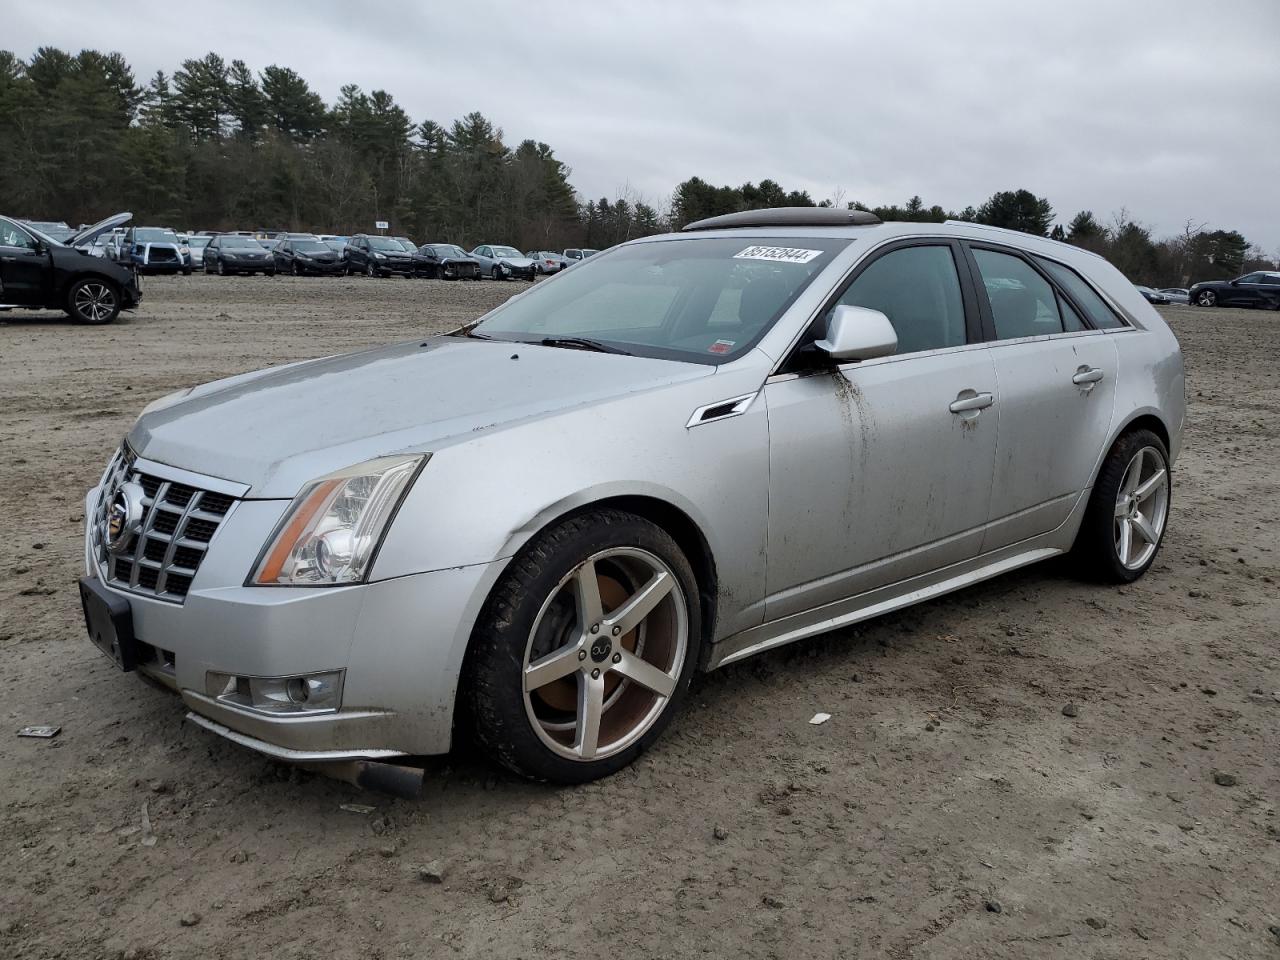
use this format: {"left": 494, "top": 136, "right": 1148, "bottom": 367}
{"left": 538, "top": 336, "right": 632, "bottom": 356}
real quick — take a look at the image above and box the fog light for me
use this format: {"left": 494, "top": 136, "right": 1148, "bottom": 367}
{"left": 206, "top": 670, "right": 343, "bottom": 714}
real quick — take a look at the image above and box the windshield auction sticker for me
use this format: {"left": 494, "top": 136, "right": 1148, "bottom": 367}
{"left": 733, "top": 245, "right": 823, "bottom": 264}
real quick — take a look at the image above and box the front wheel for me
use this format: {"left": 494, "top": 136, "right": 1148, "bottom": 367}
{"left": 1072, "top": 429, "right": 1170, "bottom": 583}
{"left": 491, "top": 266, "right": 504, "bottom": 281}
{"left": 463, "top": 509, "right": 701, "bottom": 783}
{"left": 366, "top": 262, "right": 377, "bottom": 278}
{"left": 1196, "top": 290, "right": 1217, "bottom": 307}
{"left": 66, "top": 278, "right": 120, "bottom": 324}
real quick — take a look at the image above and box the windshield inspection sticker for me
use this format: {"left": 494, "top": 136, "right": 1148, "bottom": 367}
{"left": 708, "top": 339, "right": 736, "bottom": 355}
{"left": 733, "top": 245, "right": 823, "bottom": 264}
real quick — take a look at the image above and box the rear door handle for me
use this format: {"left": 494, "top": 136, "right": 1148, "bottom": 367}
{"left": 1072, "top": 366, "right": 1105, "bottom": 386}
{"left": 949, "top": 391, "right": 994, "bottom": 414}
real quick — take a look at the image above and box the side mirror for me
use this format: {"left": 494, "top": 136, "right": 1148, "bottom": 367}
{"left": 1229, "top": 278, "right": 1239, "bottom": 286}
{"left": 815, "top": 305, "right": 898, "bottom": 362}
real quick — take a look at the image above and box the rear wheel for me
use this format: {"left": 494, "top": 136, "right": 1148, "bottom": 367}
{"left": 1072, "top": 429, "right": 1170, "bottom": 583}
{"left": 464, "top": 509, "right": 701, "bottom": 783}
{"left": 1196, "top": 290, "right": 1217, "bottom": 307}
{"left": 66, "top": 278, "right": 120, "bottom": 325}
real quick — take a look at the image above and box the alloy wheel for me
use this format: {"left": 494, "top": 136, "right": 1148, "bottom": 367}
{"left": 1197, "top": 291, "right": 1216, "bottom": 307}
{"left": 1113, "top": 445, "right": 1169, "bottom": 570}
{"left": 522, "top": 547, "right": 688, "bottom": 762}
{"left": 73, "top": 282, "right": 116, "bottom": 323}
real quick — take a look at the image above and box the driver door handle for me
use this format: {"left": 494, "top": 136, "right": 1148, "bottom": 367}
{"left": 949, "top": 391, "right": 994, "bottom": 414}
{"left": 1072, "top": 366, "right": 1105, "bottom": 386}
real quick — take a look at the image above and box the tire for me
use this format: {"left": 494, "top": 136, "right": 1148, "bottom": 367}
{"left": 366, "top": 262, "right": 377, "bottom": 278}
{"left": 182, "top": 267, "right": 192, "bottom": 276}
{"left": 1196, "top": 290, "right": 1217, "bottom": 307}
{"left": 491, "top": 266, "right": 503, "bottom": 281}
{"left": 204, "top": 260, "right": 213, "bottom": 274}
{"left": 65, "top": 277, "right": 121, "bottom": 325}
{"left": 217, "top": 260, "right": 226, "bottom": 276}
{"left": 291, "top": 262, "right": 300, "bottom": 277}
{"left": 1072, "top": 428, "right": 1170, "bottom": 583}
{"left": 463, "top": 509, "right": 702, "bottom": 784}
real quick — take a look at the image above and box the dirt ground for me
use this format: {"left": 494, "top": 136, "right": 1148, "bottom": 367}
{"left": 1, "top": 275, "right": 1277, "bottom": 960}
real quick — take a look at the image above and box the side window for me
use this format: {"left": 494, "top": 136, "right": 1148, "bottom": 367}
{"left": 1239, "top": 273, "right": 1263, "bottom": 284}
{"left": 972, "top": 249, "right": 1063, "bottom": 339}
{"left": 1036, "top": 258, "right": 1126, "bottom": 330}
{"left": 830, "top": 245, "right": 967, "bottom": 355}
{"left": 1, "top": 221, "right": 38, "bottom": 249}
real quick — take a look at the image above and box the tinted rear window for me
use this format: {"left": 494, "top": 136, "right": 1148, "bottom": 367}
{"left": 1035, "top": 258, "right": 1126, "bottom": 330}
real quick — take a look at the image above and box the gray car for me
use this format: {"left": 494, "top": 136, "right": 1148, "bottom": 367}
{"left": 469, "top": 244, "right": 537, "bottom": 281}
{"left": 80, "top": 208, "right": 1184, "bottom": 785}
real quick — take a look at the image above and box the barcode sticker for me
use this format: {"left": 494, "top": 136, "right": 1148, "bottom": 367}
{"left": 733, "top": 245, "right": 823, "bottom": 264}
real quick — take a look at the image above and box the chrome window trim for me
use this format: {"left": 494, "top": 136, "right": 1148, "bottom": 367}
{"left": 767, "top": 233, "right": 949, "bottom": 378}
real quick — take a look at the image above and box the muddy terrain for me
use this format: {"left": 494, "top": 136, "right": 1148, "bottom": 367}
{"left": 1, "top": 276, "right": 1276, "bottom": 959}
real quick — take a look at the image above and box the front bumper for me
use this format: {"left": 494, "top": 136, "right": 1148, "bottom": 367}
{"left": 83, "top": 482, "right": 506, "bottom": 760}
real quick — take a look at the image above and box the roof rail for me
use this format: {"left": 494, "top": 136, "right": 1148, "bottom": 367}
{"left": 683, "top": 207, "right": 882, "bottom": 232}
{"left": 942, "top": 220, "right": 1105, "bottom": 259}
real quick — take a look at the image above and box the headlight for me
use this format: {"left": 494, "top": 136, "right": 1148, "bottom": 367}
{"left": 251, "top": 454, "right": 426, "bottom": 586}
{"left": 374, "top": 252, "right": 387, "bottom": 260}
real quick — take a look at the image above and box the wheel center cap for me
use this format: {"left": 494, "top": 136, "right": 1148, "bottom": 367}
{"left": 589, "top": 635, "right": 613, "bottom": 663}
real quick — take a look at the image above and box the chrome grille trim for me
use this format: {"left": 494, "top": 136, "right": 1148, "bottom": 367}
{"left": 91, "top": 445, "right": 243, "bottom": 603}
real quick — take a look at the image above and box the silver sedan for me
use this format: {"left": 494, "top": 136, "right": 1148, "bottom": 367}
{"left": 81, "top": 208, "right": 1183, "bottom": 785}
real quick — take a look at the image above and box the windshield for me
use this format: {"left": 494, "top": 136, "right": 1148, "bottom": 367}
{"left": 189, "top": 236, "right": 211, "bottom": 249}
{"left": 135, "top": 228, "right": 179, "bottom": 244}
{"left": 491, "top": 246, "right": 523, "bottom": 258}
{"left": 367, "top": 236, "right": 403, "bottom": 251}
{"left": 222, "top": 237, "right": 265, "bottom": 250}
{"left": 430, "top": 245, "right": 467, "bottom": 257}
{"left": 293, "top": 240, "right": 330, "bottom": 253}
{"left": 25, "top": 221, "right": 74, "bottom": 242}
{"left": 472, "top": 236, "right": 848, "bottom": 364}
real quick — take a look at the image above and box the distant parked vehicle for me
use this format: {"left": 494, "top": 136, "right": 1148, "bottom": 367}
{"left": 390, "top": 237, "right": 434, "bottom": 277}
{"left": 20, "top": 220, "right": 76, "bottom": 243}
{"left": 345, "top": 234, "right": 417, "bottom": 277}
{"left": 563, "top": 248, "right": 600, "bottom": 263}
{"left": 417, "top": 243, "right": 482, "bottom": 280}
{"left": 527, "top": 250, "right": 569, "bottom": 274}
{"left": 202, "top": 235, "right": 275, "bottom": 276}
{"left": 470, "top": 244, "right": 537, "bottom": 281}
{"left": 1188, "top": 272, "right": 1280, "bottom": 309}
{"left": 272, "top": 237, "right": 347, "bottom": 276}
{"left": 1158, "top": 288, "right": 1189, "bottom": 305}
{"left": 1135, "top": 286, "right": 1169, "bottom": 305}
{"left": 0, "top": 212, "right": 141, "bottom": 324}
{"left": 124, "top": 226, "right": 192, "bottom": 275}
{"left": 187, "top": 235, "right": 212, "bottom": 268}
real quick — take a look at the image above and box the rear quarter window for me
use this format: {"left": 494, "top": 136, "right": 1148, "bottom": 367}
{"left": 1035, "top": 258, "right": 1127, "bottom": 330}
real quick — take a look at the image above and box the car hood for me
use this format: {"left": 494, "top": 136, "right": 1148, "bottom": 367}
{"left": 498, "top": 257, "right": 536, "bottom": 267}
{"left": 128, "top": 337, "right": 714, "bottom": 498}
{"left": 69, "top": 212, "right": 132, "bottom": 247}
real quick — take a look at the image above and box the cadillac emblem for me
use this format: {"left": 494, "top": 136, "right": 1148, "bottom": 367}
{"left": 105, "top": 481, "right": 145, "bottom": 553}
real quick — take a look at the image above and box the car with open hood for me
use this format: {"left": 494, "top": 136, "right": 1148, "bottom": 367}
{"left": 80, "top": 208, "right": 1184, "bottom": 786}
{"left": 0, "top": 211, "right": 141, "bottom": 324}
{"left": 470, "top": 244, "right": 537, "bottom": 281}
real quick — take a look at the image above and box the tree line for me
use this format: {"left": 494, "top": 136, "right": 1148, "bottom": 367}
{"left": 1, "top": 47, "right": 1272, "bottom": 284}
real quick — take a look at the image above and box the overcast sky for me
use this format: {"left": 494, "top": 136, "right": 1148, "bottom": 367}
{"left": 10, "top": 0, "right": 1279, "bottom": 249}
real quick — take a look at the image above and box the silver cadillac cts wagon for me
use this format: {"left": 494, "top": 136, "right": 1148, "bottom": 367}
{"left": 81, "top": 208, "right": 1184, "bottom": 784}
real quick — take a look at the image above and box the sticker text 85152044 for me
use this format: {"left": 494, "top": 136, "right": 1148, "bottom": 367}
{"left": 733, "top": 245, "right": 822, "bottom": 264}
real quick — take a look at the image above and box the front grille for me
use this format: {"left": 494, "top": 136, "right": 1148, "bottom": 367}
{"left": 91, "top": 446, "right": 237, "bottom": 602}
{"left": 147, "top": 248, "right": 179, "bottom": 263}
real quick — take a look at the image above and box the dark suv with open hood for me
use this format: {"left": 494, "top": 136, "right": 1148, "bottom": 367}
{"left": 0, "top": 212, "right": 141, "bottom": 324}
